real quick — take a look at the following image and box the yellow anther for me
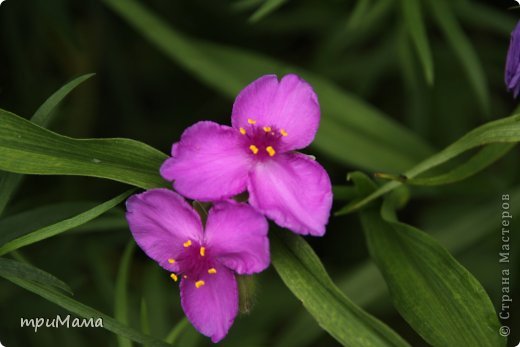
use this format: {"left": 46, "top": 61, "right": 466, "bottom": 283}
{"left": 263, "top": 126, "right": 272, "bottom": 132}
{"left": 208, "top": 268, "right": 217, "bottom": 274}
{"left": 195, "top": 280, "right": 205, "bottom": 288}
{"left": 183, "top": 240, "right": 192, "bottom": 248}
{"left": 168, "top": 258, "right": 175, "bottom": 264}
{"left": 239, "top": 127, "right": 246, "bottom": 135}
{"left": 247, "top": 118, "right": 256, "bottom": 124}
{"left": 266, "top": 146, "right": 276, "bottom": 157}
{"left": 280, "top": 129, "right": 288, "bottom": 136}
{"left": 170, "top": 273, "right": 178, "bottom": 282}
{"left": 200, "top": 247, "right": 206, "bottom": 257}
{"left": 249, "top": 145, "right": 259, "bottom": 154}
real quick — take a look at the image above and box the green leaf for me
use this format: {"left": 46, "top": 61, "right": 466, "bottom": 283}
{"left": 0, "top": 202, "right": 103, "bottom": 246}
{"left": 102, "top": 0, "right": 434, "bottom": 172}
{"left": 0, "top": 257, "right": 72, "bottom": 295}
{"left": 32, "top": 73, "right": 96, "bottom": 127}
{"left": 400, "top": 0, "right": 434, "bottom": 84}
{"left": 359, "top": 200, "right": 505, "bottom": 346}
{"left": 1, "top": 275, "right": 172, "bottom": 347}
{"left": 276, "top": 186, "right": 520, "bottom": 347}
{"left": 338, "top": 114, "right": 520, "bottom": 214}
{"left": 0, "top": 190, "right": 134, "bottom": 256}
{"left": 164, "top": 318, "right": 190, "bottom": 345}
{"left": 249, "top": 0, "right": 288, "bottom": 23}
{"left": 115, "top": 241, "right": 136, "bottom": 347}
{"left": 0, "top": 109, "right": 168, "bottom": 189}
{"left": 271, "top": 231, "right": 410, "bottom": 347}
{"left": 140, "top": 298, "right": 151, "bottom": 347}
{"left": 428, "top": 0, "right": 489, "bottom": 113}
{"left": 400, "top": 143, "right": 515, "bottom": 186}
{"left": 0, "top": 73, "right": 95, "bottom": 215}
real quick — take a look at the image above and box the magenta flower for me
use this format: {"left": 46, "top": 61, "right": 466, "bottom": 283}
{"left": 506, "top": 21, "right": 520, "bottom": 97}
{"left": 160, "top": 74, "right": 332, "bottom": 236}
{"left": 125, "top": 189, "right": 270, "bottom": 343}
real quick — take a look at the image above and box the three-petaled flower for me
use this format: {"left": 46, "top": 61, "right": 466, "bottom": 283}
{"left": 126, "top": 189, "right": 270, "bottom": 342}
{"left": 506, "top": 21, "right": 520, "bottom": 97}
{"left": 161, "top": 74, "right": 333, "bottom": 236}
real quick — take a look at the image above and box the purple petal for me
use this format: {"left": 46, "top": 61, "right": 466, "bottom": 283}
{"left": 160, "top": 121, "right": 253, "bottom": 201}
{"left": 231, "top": 74, "right": 320, "bottom": 151}
{"left": 205, "top": 201, "right": 270, "bottom": 275}
{"left": 248, "top": 153, "right": 332, "bottom": 236}
{"left": 125, "top": 189, "right": 203, "bottom": 272}
{"left": 180, "top": 264, "right": 238, "bottom": 343}
{"left": 506, "top": 21, "right": 520, "bottom": 96}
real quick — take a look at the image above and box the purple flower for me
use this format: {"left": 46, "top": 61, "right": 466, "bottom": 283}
{"left": 125, "top": 189, "right": 270, "bottom": 343}
{"left": 506, "top": 21, "right": 520, "bottom": 97}
{"left": 160, "top": 74, "right": 333, "bottom": 236}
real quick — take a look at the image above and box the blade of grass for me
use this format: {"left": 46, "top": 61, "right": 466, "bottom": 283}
{"left": 140, "top": 298, "right": 151, "bottom": 347}
{"left": 0, "top": 73, "right": 95, "bottom": 215}
{"left": 1, "top": 275, "right": 172, "bottom": 347}
{"left": 249, "top": 0, "right": 288, "bottom": 23}
{"left": 0, "top": 190, "right": 134, "bottom": 256}
{"left": 0, "top": 257, "right": 72, "bottom": 295}
{"left": 400, "top": 0, "right": 434, "bottom": 84}
{"left": 338, "top": 114, "right": 520, "bottom": 214}
{"left": 0, "top": 110, "right": 168, "bottom": 189}
{"left": 115, "top": 241, "right": 136, "bottom": 347}
{"left": 271, "top": 231, "right": 411, "bottom": 347}
{"left": 164, "top": 318, "right": 190, "bottom": 345}
{"left": 428, "top": 0, "right": 489, "bottom": 114}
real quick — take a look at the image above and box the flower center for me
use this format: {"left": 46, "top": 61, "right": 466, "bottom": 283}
{"left": 239, "top": 118, "right": 287, "bottom": 159}
{"left": 167, "top": 239, "right": 218, "bottom": 288}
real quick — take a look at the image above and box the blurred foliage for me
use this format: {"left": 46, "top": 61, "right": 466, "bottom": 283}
{"left": 0, "top": 0, "right": 519, "bottom": 346}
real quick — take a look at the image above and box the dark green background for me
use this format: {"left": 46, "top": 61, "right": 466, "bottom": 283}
{"left": 0, "top": 0, "right": 518, "bottom": 346}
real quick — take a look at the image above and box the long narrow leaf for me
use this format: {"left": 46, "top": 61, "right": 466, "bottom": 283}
{"left": 0, "top": 202, "right": 102, "bottom": 246}
{"left": 0, "top": 110, "right": 167, "bottom": 189}
{"left": 115, "top": 241, "right": 136, "bottom": 347}
{"left": 271, "top": 232, "right": 410, "bottom": 347}
{"left": 249, "top": 0, "right": 288, "bottom": 22}
{"left": 338, "top": 114, "right": 520, "bottom": 214}
{"left": 350, "top": 173, "right": 504, "bottom": 346}
{"left": 401, "top": 143, "right": 514, "bottom": 186}
{"left": 0, "top": 257, "right": 72, "bottom": 295}
{"left": 428, "top": 0, "right": 489, "bottom": 113}
{"left": 0, "top": 73, "right": 95, "bottom": 215}
{"left": 400, "top": 0, "right": 434, "bottom": 84}
{"left": 0, "top": 190, "right": 134, "bottom": 256}
{"left": 2, "top": 275, "right": 172, "bottom": 347}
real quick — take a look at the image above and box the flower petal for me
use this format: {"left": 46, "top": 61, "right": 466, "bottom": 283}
{"left": 231, "top": 74, "right": 320, "bottom": 151}
{"left": 160, "top": 121, "right": 253, "bottom": 201}
{"left": 248, "top": 153, "right": 332, "bottom": 236}
{"left": 205, "top": 201, "right": 270, "bottom": 275}
{"left": 180, "top": 265, "right": 238, "bottom": 343}
{"left": 125, "top": 189, "right": 203, "bottom": 272}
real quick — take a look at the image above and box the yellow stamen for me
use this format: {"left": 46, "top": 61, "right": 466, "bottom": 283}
{"left": 239, "top": 127, "right": 246, "bottom": 135}
{"left": 280, "top": 129, "right": 288, "bottom": 136}
{"left": 208, "top": 268, "right": 217, "bottom": 274}
{"left": 183, "top": 240, "right": 192, "bottom": 248}
{"left": 170, "top": 273, "right": 178, "bottom": 282}
{"left": 168, "top": 258, "right": 175, "bottom": 264}
{"left": 263, "top": 126, "right": 272, "bottom": 132}
{"left": 195, "top": 280, "right": 205, "bottom": 288}
{"left": 247, "top": 118, "right": 256, "bottom": 124}
{"left": 249, "top": 145, "right": 259, "bottom": 154}
{"left": 200, "top": 246, "right": 206, "bottom": 257}
{"left": 266, "top": 146, "right": 276, "bottom": 157}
